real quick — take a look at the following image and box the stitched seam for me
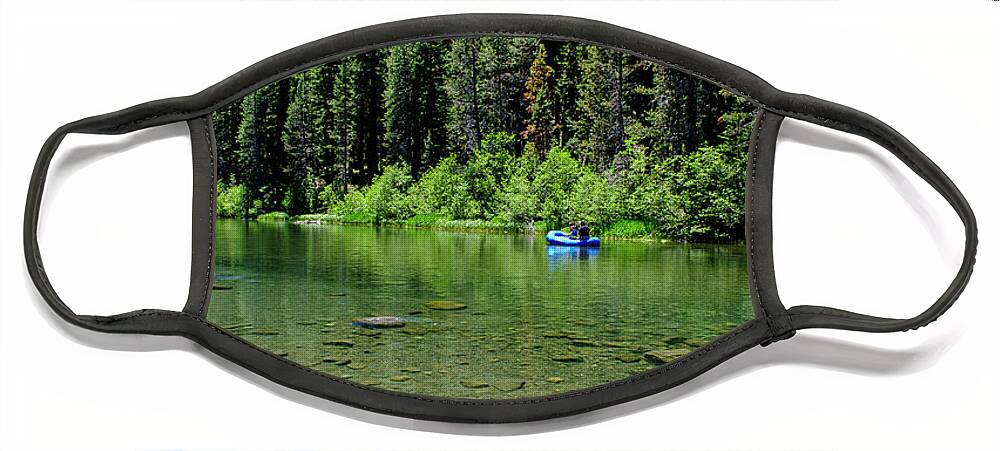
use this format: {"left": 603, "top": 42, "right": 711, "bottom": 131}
{"left": 106, "top": 310, "right": 758, "bottom": 406}
{"left": 748, "top": 110, "right": 777, "bottom": 337}
{"left": 198, "top": 118, "right": 215, "bottom": 317}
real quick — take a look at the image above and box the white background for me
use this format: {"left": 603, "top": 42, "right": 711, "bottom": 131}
{"left": 1, "top": 1, "right": 997, "bottom": 449}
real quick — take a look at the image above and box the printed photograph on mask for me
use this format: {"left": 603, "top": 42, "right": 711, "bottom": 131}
{"left": 207, "top": 37, "right": 756, "bottom": 399}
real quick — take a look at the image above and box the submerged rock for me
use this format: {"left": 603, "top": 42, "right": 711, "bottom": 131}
{"left": 273, "top": 350, "right": 289, "bottom": 357}
{"left": 330, "top": 292, "right": 348, "bottom": 297}
{"left": 322, "top": 357, "right": 351, "bottom": 365}
{"left": 551, "top": 354, "right": 583, "bottom": 363}
{"left": 425, "top": 301, "right": 467, "bottom": 311}
{"left": 346, "top": 362, "right": 367, "bottom": 370}
{"left": 662, "top": 336, "right": 688, "bottom": 346}
{"left": 249, "top": 328, "right": 280, "bottom": 336}
{"left": 399, "top": 367, "right": 422, "bottom": 373}
{"left": 212, "top": 285, "right": 234, "bottom": 290}
{"left": 389, "top": 375, "right": 412, "bottom": 382}
{"left": 544, "top": 376, "right": 564, "bottom": 383}
{"left": 616, "top": 355, "right": 641, "bottom": 363}
{"left": 400, "top": 326, "right": 429, "bottom": 336}
{"left": 353, "top": 328, "right": 383, "bottom": 337}
{"left": 352, "top": 316, "right": 406, "bottom": 328}
{"left": 323, "top": 339, "right": 354, "bottom": 347}
{"left": 570, "top": 339, "right": 600, "bottom": 347}
{"left": 296, "top": 320, "right": 318, "bottom": 326}
{"left": 460, "top": 379, "right": 490, "bottom": 388}
{"left": 606, "top": 342, "right": 642, "bottom": 352}
{"left": 495, "top": 380, "right": 526, "bottom": 392}
{"left": 644, "top": 349, "right": 689, "bottom": 364}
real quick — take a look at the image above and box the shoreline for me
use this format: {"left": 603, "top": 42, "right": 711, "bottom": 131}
{"left": 229, "top": 213, "right": 744, "bottom": 246}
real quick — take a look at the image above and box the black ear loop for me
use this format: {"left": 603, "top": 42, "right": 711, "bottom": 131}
{"left": 24, "top": 112, "right": 211, "bottom": 334}
{"left": 770, "top": 101, "right": 978, "bottom": 333}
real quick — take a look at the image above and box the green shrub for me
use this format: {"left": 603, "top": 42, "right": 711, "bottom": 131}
{"left": 603, "top": 219, "right": 657, "bottom": 238}
{"left": 408, "top": 156, "right": 477, "bottom": 219}
{"left": 290, "top": 213, "right": 340, "bottom": 224}
{"left": 256, "top": 211, "right": 289, "bottom": 222}
{"left": 363, "top": 164, "right": 414, "bottom": 221}
{"left": 568, "top": 168, "right": 621, "bottom": 228}
{"left": 464, "top": 132, "right": 516, "bottom": 216}
{"left": 669, "top": 145, "right": 744, "bottom": 242}
{"left": 496, "top": 166, "right": 539, "bottom": 222}
{"left": 331, "top": 188, "right": 367, "bottom": 216}
{"left": 532, "top": 147, "right": 581, "bottom": 226}
{"left": 406, "top": 213, "right": 448, "bottom": 227}
{"left": 340, "top": 212, "right": 376, "bottom": 224}
{"left": 216, "top": 182, "right": 247, "bottom": 218}
{"left": 317, "top": 184, "right": 341, "bottom": 214}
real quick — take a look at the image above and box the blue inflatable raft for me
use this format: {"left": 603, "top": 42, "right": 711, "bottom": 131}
{"left": 546, "top": 230, "right": 600, "bottom": 247}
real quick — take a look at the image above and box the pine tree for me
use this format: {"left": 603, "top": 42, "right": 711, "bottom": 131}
{"left": 237, "top": 78, "right": 291, "bottom": 215}
{"left": 446, "top": 38, "right": 482, "bottom": 163}
{"left": 282, "top": 66, "right": 335, "bottom": 214}
{"left": 521, "top": 42, "right": 557, "bottom": 153}
{"left": 213, "top": 101, "right": 242, "bottom": 185}
{"left": 551, "top": 42, "right": 587, "bottom": 148}
{"left": 477, "top": 37, "right": 537, "bottom": 139}
{"left": 383, "top": 41, "right": 449, "bottom": 178}
{"left": 351, "top": 51, "right": 385, "bottom": 186}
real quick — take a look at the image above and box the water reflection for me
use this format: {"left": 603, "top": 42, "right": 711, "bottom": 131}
{"left": 546, "top": 245, "right": 600, "bottom": 264}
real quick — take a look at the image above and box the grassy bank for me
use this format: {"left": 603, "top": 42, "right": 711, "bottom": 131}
{"left": 249, "top": 212, "right": 685, "bottom": 242}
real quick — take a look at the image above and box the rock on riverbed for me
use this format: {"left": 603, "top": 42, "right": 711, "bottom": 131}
{"left": 351, "top": 316, "right": 405, "bottom": 328}
{"left": 425, "top": 301, "right": 467, "bottom": 310}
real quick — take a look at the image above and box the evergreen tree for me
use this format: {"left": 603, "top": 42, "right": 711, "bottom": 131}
{"left": 383, "top": 41, "right": 449, "bottom": 178}
{"left": 351, "top": 51, "right": 386, "bottom": 186}
{"left": 446, "top": 39, "right": 482, "bottom": 163}
{"left": 213, "top": 101, "right": 242, "bottom": 185}
{"left": 521, "top": 42, "right": 557, "bottom": 153}
{"left": 237, "top": 78, "right": 291, "bottom": 215}
{"left": 477, "top": 37, "right": 536, "bottom": 138}
{"left": 551, "top": 42, "right": 587, "bottom": 148}
{"left": 282, "top": 66, "right": 336, "bottom": 214}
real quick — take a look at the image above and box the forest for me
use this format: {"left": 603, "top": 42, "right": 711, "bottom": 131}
{"left": 213, "top": 37, "right": 757, "bottom": 243}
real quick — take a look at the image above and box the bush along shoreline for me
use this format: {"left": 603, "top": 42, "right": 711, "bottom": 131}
{"left": 219, "top": 128, "right": 753, "bottom": 244}
{"left": 218, "top": 128, "right": 751, "bottom": 245}
{"left": 237, "top": 210, "right": 723, "bottom": 244}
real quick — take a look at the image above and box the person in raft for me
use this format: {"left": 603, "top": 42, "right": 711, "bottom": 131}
{"left": 577, "top": 221, "right": 591, "bottom": 241}
{"left": 569, "top": 222, "right": 579, "bottom": 238}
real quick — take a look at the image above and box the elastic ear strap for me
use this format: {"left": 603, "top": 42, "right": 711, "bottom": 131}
{"left": 24, "top": 118, "right": 192, "bottom": 334}
{"left": 777, "top": 101, "right": 978, "bottom": 333}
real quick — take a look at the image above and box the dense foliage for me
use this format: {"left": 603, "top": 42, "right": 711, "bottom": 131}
{"left": 214, "top": 38, "right": 756, "bottom": 242}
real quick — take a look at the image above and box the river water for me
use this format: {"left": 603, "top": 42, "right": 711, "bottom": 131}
{"left": 207, "top": 219, "right": 752, "bottom": 399}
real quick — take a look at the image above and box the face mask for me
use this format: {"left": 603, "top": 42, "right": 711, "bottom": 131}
{"left": 25, "top": 14, "right": 977, "bottom": 423}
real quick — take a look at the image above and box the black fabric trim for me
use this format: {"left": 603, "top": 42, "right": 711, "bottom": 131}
{"left": 746, "top": 111, "right": 794, "bottom": 345}
{"left": 181, "top": 117, "right": 215, "bottom": 318}
{"left": 23, "top": 13, "right": 977, "bottom": 423}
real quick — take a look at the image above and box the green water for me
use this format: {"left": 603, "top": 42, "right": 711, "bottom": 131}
{"left": 207, "top": 219, "right": 752, "bottom": 399}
